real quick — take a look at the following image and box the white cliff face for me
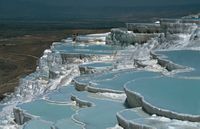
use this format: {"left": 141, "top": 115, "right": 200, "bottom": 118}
{"left": 190, "top": 27, "right": 200, "bottom": 41}
{"left": 161, "top": 22, "right": 197, "bottom": 34}
{"left": 0, "top": 20, "right": 196, "bottom": 105}
{"left": 0, "top": 35, "right": 117, "bottom": 129}
{"left": 106, "top": 28, "right": 161, "bottom": 46}
{"left": 12, "top": 45, "right": 101, "bottom": 102}
{"left": 106, "top": 28, "right": 136, "bottom": 45}
{"left": 75, "top": 33, "right": 109, "bottom": 43}
{"left": 182, "top": 13, "right": 200, "bottom": 19}
{"left": 1, "top": 17, "right": 200, "bottom": 129}
{"left": 182, "top": 27, "right": 200, "bottom": 49}
{"left": 107, "top": 22, "right": 199, "bottom": 50}
{"left": 105, "top": 21, "right": 200, "bottom": 76}
{"left": 2, "top": 50, "right": 66, "bottom": 104}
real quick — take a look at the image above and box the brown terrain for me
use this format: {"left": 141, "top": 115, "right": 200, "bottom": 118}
{"left": 0, "top": 29, "right": 109, "bottom": 100}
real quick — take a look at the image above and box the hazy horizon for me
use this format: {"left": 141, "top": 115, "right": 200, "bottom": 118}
{"left": 0, "top": 0, "right": 199, "bottom": 23}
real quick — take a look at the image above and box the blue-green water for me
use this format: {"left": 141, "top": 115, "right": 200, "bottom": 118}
{"left": 118, "top": 108, "right": 200, "bottom": 129}
{"left": 23, "top": 120, "right": 52, "bottom": 129}
{"left": 126, "top": 77, "right": 200, "bottom": 115}
{"left": 46, "top": 85, "right": 77, "bottom": 103}
{"left": 118, "top": 109, "right": 149, "bottom": 120}
{"left": 18, "top": 99, "right": 76, "bottom": 122}
{"left": 9, "top": 36, "right": 200, "bottom": 129}
{"left": 52, "top": 43, "right": 119, "bottom": 55}
{"left": 73, "top": 93, "right": 126, "bottom": 129}
{"left": 0, "top": 105, "right": 4, "bottom": 112}
{"left": 156, "top": 50, "right": 200, "bottom": 77}
{"left": 54, "top": 119, "right": 82, "bottom": 129}
{"left": 23, "top": 118, "right": 82, "bottom": 129}
{"left": 91, "top": 71, "right": 159, "bottom": 92}
{"left": 80, "top": 62, "right": 113, "bottom": 68}
{"left": 74, "top": 70, "right": 159, "bottom": 92}
{"left": 73, "top": 70, "right": 120, "bottom": 85}
{"left": 18, "top": 84, "right": 127, "bottom": 129}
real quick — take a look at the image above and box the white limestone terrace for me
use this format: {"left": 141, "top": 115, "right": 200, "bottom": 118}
{"left": 73, "top": 70, "right": 160, "bottom": 94}
{"left": 123, "top": 50, "right": 200, "bottom": 122}
{"left": 75, "top": 33, "right": 110, "bottom": 43}
{"left": 150, "top": 51, "right": 189, "bottom": 73}
{"left": 117, "top": 108, "right": 200, "bottom": 129}
{"left": 79, "top": 62, "right": 114, "bottom": 74}
{"left": 62, "top": 33, "right": 110, "bottom": 44}
{"left": 152, "top": 50, "right": 200, "bottom": 78}
{"left": 1, "top": 17, "right": 200, "bottom": 129}
{"left": 0, "top": 33, "right": 120, "bottom": 129}
{"left": 124, "top": 77, "right": 200, "bottom": 121}
{"left": 105, "top": 23, "right": 199, "bottom": 74}
{"left": 13, "top": 83, "right": 127, "bottom": 129}
{"left": 72, "top": 93, "right": 126, "bottom": 129}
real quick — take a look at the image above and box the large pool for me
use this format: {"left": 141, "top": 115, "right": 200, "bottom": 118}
{"left": 6, "top": 31, "right": 200, "bottom": 129}
{"left": 52, "top": 43, "right": 120, "bottom": 55}
{"left": 125, "top": 77, "right": 200, "bottom": 116}
{"left": 156, "top": 50, "right": 200, "bottom": 78}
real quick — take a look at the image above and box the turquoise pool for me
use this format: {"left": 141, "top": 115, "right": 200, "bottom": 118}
{"left": 125, "top": 77, "right": 200, "bottom": 115}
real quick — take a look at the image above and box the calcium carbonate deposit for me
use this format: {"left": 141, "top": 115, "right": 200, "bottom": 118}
{"left": 0, "top": 16, "right": 200, "bottom": 129}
